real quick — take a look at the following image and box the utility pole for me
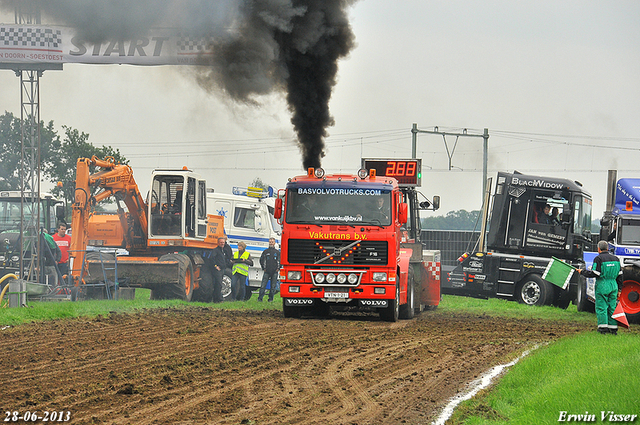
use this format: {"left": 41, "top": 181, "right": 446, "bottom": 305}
{"left": 411, "top": 123, "right": 490, "bottom": 214}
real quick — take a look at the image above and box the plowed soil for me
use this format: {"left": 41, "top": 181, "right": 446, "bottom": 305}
{"left": 0, "top": 307, "right": 590, "bottom": 424}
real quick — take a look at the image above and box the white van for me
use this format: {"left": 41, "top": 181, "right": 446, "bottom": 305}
{"left": 206, "top": 188, "right": 281, "bottom": 298}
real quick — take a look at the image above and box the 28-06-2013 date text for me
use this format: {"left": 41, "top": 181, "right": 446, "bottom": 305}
{"left": 4, "top": 411, "right": 71, "bottom": 422}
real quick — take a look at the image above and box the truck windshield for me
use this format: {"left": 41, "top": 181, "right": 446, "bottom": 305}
{"left": 0, "top": 199, "right": 49, "bottom": 233}
{"left": 619, "top": 218, "right": 640, "bottom": 245}
{"left": 285, "top": 188, "right": 392, "bottom": 226}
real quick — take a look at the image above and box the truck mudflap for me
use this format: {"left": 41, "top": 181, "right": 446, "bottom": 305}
{"left": 84, "top": 257, "right": 181, "bottom": 287}
{"left": 421, "top": 260, "right": 440, "bottom": 306}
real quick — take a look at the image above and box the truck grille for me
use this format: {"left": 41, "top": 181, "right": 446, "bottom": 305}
{"left": 287, "top": 239, "right": 388, "bottom": 265}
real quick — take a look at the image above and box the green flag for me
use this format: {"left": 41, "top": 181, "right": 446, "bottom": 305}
{"left": 542, "top": 257, "right": 576, "bottom": 290}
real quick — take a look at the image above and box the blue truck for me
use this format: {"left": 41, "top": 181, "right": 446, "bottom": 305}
{"left": 578, "top": 171, "right": 640, "bottom": 322}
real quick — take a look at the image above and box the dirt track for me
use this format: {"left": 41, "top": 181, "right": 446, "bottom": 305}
{"left": 0, "top": 307, "right": 590, "bottom": 424}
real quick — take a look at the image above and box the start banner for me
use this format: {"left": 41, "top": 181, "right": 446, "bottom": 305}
{"left": 0, "top": 25, "right": 213, "bottom": 66}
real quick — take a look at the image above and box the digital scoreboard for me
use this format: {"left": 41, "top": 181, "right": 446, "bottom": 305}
{"left": 361, "top": 158, "right": 422, "bottom": 187}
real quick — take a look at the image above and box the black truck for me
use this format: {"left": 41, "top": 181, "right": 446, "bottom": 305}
{"left": 444, "top": 171, "right": 593, "bottom": 307}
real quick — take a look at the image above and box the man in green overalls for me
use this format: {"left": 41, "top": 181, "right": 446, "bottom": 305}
{"left": 577, "top": 240, "right": 623, "bottom": 334}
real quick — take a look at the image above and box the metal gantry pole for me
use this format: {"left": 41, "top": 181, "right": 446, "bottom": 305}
{"left": 411, "top": 123, "right": 490, "bottom": 213}
{"left": 19, "top": 69, "right": 42, "bottom": 288}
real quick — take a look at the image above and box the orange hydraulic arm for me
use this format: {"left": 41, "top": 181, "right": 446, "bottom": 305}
{"left": 69, "top": 156, "right": 149, "bottom": 285}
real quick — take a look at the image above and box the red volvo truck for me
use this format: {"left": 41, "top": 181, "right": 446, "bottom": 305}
{"left": 274, "top": 158, "right": 441, "bottom": 321}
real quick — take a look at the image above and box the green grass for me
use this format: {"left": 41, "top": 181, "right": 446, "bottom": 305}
{"left": 437, "top": 294, "right": 594, "bottom": 323}
{"left": 2, "top": 289, "right": 638, "bottom": 423}
{"left": 1, "top": 291, "right": 593, "bottom": 327}
{"left": 448, "top": 331, "right": 640, "bottom": 424}
{"left": 0, "top": 288, "right": 283, "bottom": 326}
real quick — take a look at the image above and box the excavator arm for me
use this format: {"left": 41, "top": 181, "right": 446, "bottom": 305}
{"left": 70, "top": 156, "right": 148, "bottom": 285}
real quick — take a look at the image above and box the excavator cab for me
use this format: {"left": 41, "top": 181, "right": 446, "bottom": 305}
{"left": 149, "top": 170, "right": 207, "bottom": 240}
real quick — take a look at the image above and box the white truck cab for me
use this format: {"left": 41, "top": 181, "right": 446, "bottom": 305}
{"left": 206, "top": 187, "right": 281, "bottom": 292}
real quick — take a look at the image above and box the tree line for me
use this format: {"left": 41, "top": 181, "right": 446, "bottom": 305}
{"left": 421, "top": 209, "right": 482, "bottom": 230}
{"left": 0, "top": 111, "right": 127, "bottom": 214}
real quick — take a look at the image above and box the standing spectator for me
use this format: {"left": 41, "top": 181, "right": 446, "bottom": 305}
{"left": 231, "top": 241, "right": 253, "bottom": 300}
{"left": 577, "top": 240, "right": 623, "bottom": 335}
{"left": 258, "top": 238, "right": 280, "bottom": 302}
{"left": 222, "top": 237, "right": 233, "bottom": 270}
{"left": 52, "top": 222, "right": 71, "bottom": 278}
{"left": 41, "top": 230, "right": 61, "bottom": 286}
{"left": 205, "top": 237, "right": 230, "bottom": 302}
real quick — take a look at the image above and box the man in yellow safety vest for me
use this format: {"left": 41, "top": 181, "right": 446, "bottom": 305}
{"left": 232, "top": 241, "right": 254, "bottom": 300}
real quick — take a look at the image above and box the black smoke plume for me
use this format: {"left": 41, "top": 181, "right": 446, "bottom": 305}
{"left": 1, "top": 0, "right": 357, "bottom": 169}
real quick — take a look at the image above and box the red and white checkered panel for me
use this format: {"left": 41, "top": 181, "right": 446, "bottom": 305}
{"left": 427, "top": 261, "right": 441, "bottom": 282}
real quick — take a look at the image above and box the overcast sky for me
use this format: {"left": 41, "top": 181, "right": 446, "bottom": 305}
{"left": 1, "top": 0, "right": 639, "bottom": 220}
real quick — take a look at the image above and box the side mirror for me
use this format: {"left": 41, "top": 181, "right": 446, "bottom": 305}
{"left": 398, "top": 203, "right": 408, "bottom": 225}
{"left": 254, "top": 216, "right": 262, "bottom": 233}
{"left": 274, "top": 198, "right": 283, "bottom": 219}
{"left": 561, "top": 210, "right": 571, "bottom": 223}
{"left": 56, "top": 205, "right": 65, "bottom": 221}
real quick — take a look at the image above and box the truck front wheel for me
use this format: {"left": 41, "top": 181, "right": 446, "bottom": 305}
{"left": 192, "top": 263, "right": 214, "bottom": 302}
{"left": 399, "top": 269, "right": 415, "bottom": 320}
{"left": 516, "top": 274, "right": 552, "bottom": 306}
{"left": 380, "top": 284, "right": 399, "bottom": 322}
{"left": 151, "top": 253, "right": 194, "bottom": 301}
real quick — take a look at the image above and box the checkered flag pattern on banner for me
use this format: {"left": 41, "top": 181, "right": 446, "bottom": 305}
{"left": 177, "top": 32, "right": 211, "bottom": 52}
{"left": 0, "top": 27, "right": 62, "bottom": 48}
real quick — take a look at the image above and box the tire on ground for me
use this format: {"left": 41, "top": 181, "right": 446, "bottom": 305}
{"left": 221, "top": 269, "right": 234, "bottom": 302}
{"left": 575, "top": 275, "right": 595, "bottom": 313}
{"left": 551, "top": 286, "right": 571, "bottom": 309}
{"left": 515, "top": 274, "right": 553, "bottom": 306}
{"left": 192, "top": 263, "right": 214, "bottom": 302}
{"left": 151, "top": 253, "right": 194, "bottom": 301}
{"left": 621, "top": 266, "right": 640, "bottom": 323}
{"left": 380, "top": 283, "right": 399, "bottom": 322}
{"left": 399, "top": 268, "right": 415, "bottom": 320}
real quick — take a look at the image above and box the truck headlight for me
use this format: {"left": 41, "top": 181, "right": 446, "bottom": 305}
{"left": 11, "top": 255, "right": 19, "bottom": 262}
{"left": 288, "top": 271, "right": 302, "bottom": 280}
{"left": 315, "top": 273, "right": 325, "bottom": 283}
{"left": 374, "top": 287, "right": 386, "bottom": 294}
{"left": 0, "top": 255, "right": 5, "bottom": 262}
{"left": 348, "top": 273, "right": 358, "bottom": 284}
{"left": 326, "top": 273, "right": 336, "bottom": 283}
{"left": 289, "top": 286, "right": 300, "bottom": 293}
{"left": 337, "top": 273, "right": 347, "bottom": 284}
{"left": 372, "top": 272, "right": 387, "bottom": 282}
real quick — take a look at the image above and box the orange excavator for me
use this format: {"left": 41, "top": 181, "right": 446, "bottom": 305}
{"left": 69, "top": 156, "right": 224, "bottom": 300}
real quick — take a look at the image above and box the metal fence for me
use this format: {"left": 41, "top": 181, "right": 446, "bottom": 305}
{"left": 420, "top": 230, "right": 480, "bottom": 267}
{"left": 420, "top": 229, "right": 601, "bottom": 267}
